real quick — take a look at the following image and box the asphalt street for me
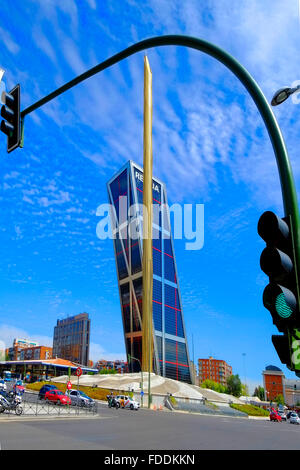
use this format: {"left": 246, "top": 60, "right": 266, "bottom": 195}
{"left": 1, "top": 406, "right": 300, "bottom": 450}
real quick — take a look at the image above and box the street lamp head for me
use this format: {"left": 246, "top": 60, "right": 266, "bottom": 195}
{"left": 271, "top": 85, "right": 300, "bottom": 106}
{"left": 271, "top": 87, "right": 293, "bottom": 106}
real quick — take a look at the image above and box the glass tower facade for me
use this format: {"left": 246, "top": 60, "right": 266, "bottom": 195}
{"left": 107, "top": 161, "right": 192, "bottom": 383}
{"left": 53, "top": 313, "right": 90, "bottom": 366}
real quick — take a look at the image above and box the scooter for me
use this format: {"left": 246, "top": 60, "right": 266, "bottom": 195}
{"left": 107, "top": 395, "right": 120, "bottom": 409}
{"left": 0, "top": 391, "right": 23, "bottom": 415}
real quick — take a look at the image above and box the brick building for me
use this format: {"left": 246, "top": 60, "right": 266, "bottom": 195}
{"left": 6, "top": 338, "right": 52, "bottom": 361}
{"left": 262, "top": 365, "right": 285, "bottom": 402}
{"left": 95, "top": 359, "right": 128, "bottom": 374}
{"left": 198, "top": 356, "right": 232, "bottom": 386}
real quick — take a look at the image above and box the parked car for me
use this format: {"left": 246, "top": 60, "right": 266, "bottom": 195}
{"left": 38, "top": 384, "right": 58, "bottom": 400}
{"left": 0, "top": 380, "right": 6, "bottom": 391}
{"left": 67, "top": 389, "right": 95, "bottom": 408}
{"left": 44, "top": 389, "right": 71, "bottom": 406}
{"left": 270, "top": 409, "right": 282, "bottom": 422}
{"left": 290, "top": 412, "right": 300, "bottom": 425}
{"left": 116, "top": 395, "right": 140, "bottom": 410}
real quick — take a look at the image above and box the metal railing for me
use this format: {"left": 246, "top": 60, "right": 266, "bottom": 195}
{"left": 165, "top": 395, "right": 247, "bottom": 417}
{"left": 0, "top": 391, "right": 98, "bottom": 417}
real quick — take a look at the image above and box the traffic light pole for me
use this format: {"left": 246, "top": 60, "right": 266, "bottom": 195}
{"left": 20, "top": 34, "right": 300, "bottom": 353}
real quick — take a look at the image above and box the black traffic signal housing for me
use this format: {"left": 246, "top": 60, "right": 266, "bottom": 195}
{"left": 0, "top": 84, "right": 20, "bottom": 153}
{"left": 258, "top": 211, "right": 300, "bottom": 370}
{"left": 258, "top": 211, "right": 299, "bottom": 333}
{"left": 272, "top": 334, "right": 291, "bottom": 368}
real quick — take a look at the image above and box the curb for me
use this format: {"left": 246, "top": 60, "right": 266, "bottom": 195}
{"left": 0, "top": 414, "right": 103, "bottom": 423}
{"left": 168, "top": 409, "right": 248, "bottom": 419}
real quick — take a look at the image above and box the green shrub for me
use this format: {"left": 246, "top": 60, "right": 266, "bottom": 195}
{"left": 98, "top": 369, "right": 118, "bottom": 375}
{"left": 230, "top": 403, "right": 269, "bottom": 416}
{"left": 26, "top": 380, "right": 125, "bottom": 401}
{"left": 200, "top": 379, "right": 227, "bottom": 394}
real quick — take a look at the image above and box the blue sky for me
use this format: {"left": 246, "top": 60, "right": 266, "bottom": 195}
{"left": 1, "top": 0, "right": 300, "bottom": 392}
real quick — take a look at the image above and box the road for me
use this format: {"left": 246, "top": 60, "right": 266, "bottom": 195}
{"left": 1, "top": 406, "right": 300, "bottom": 450}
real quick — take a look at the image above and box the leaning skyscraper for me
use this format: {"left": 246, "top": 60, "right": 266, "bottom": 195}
{"left": 107, "top": 161, "right": 192, "bottom": 383}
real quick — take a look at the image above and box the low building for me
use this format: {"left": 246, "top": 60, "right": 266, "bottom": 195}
{"left": 19, "top": 346, "right": 52, "bottom": 361}
{"left": 5, "top": 338, "right": 52, "bottom": 361}
{"left": 262, "top": 365, "right": 285, "bottom": 402}
{"left": 0, "top": 358, "right": 97, "bottom": 382}
{"left": 262, "top": 365, "right": 300, "bottom": 406}
{"left": 95, "top": 359, "right": 128, "bottom": 373}
{"left": 284, "top": 379, "right": 300, "bottom": 407}
{"left": 198, "top": 356, "right": 232, "bottom": 386}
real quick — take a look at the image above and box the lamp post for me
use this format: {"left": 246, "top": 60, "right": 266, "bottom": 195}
{"left": 19, "top": 35, "right": 300, "bottom": 378}
{"left": 266, "top": 390, "right": 271, "bottom": 407}
{"left": 20, "top": 35, "right": 300, "bottom": 280}
{"left": 242, "top": 353, "right": 247, "bottom": 394}
{"left": 128, "top": 354, "right": 144, "bottom": 407}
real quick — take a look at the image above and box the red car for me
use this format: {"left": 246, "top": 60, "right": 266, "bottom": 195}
{"left": 44, "top": 389, "right": 71, "bottom": 405}
{"left": 270, "top": 408, "right": 282, "bottom": 422}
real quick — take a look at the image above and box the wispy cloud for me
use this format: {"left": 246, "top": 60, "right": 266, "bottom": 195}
{"left": 0, "top": 26, "right": 20, "bottom": 54}
{"left": 0, "top": 324, "right": 53, "bottom": 348}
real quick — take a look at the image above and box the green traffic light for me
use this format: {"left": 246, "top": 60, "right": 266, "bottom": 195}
{"left": 275, "top": 293, "right": 293, "bottom": 319}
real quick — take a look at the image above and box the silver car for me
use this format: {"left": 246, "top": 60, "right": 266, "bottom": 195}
{"left": 116, "top": 395, "right": 140, "bottom": 410}
{"left": 67, "top": 389, "right": 95, "bottom": 408}
{"left": 290, "top": 412, "right": 300, "bottom": 425}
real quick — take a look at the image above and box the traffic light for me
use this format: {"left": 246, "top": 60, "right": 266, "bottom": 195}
{"left": 0, "top": 84, "right": 20, "bottom": 153}
{"left": 258, "top": 211, "right": 299, "bottom": 333}
{"left": 272, "top": 334, "right": 291, "bottom": 368}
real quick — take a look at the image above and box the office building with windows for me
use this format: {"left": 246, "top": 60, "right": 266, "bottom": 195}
{"left": 5, "top": 338, "right": 52, "bottom": 361}
{"left": 198, "top": 357, "right": 232, "bottom": 386}
{"left": 52, "top": 313, "right": 90, "bottom": 366}
{"left": 107, "top": 161, "right": 192, "bottom": 383}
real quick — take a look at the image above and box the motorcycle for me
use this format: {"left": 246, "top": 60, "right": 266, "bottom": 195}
{"left": 107, "top": 395, "right": 120, "bottom": 409}
{"left": 0, "top": 391, "right": 23, "bottom": 415}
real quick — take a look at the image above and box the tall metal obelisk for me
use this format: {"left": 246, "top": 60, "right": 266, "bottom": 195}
{"left": 142, "top": 56, "right": 153, "bottom": 404}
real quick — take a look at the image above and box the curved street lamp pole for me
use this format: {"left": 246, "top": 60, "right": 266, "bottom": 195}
{"left": 20, "top": 34, "right": 300, "bottom": 373}
{"left": 20, "top": 35, "right": 300, "bottom": 276}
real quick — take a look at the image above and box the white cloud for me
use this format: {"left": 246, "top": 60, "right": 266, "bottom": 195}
{"left": 0, "top": 324, "right": 53, "bottom": 349}
{"left": 32, "top": 27, "right": 58, "bottom": 65}
{"left": 0, "top": 26, "right": 20, "bottom": 54}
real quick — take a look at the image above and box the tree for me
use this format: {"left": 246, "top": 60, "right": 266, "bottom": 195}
{"left": 241, "top": 384, "right": 249, "bottom": 396}
{"left": 253, "top": 386, "right": 265, "bottom": 401}
{"left": 98, "top": 368, "right": 118, "bottom": 375}
{"left": 200, "top": 379, "right": 227, "bottom": 394}
{"left": 226, "top": 374, "right": 242, "bottom": 397}
{"left": 274, "top": 394, "right": 285, "bottom": 406}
